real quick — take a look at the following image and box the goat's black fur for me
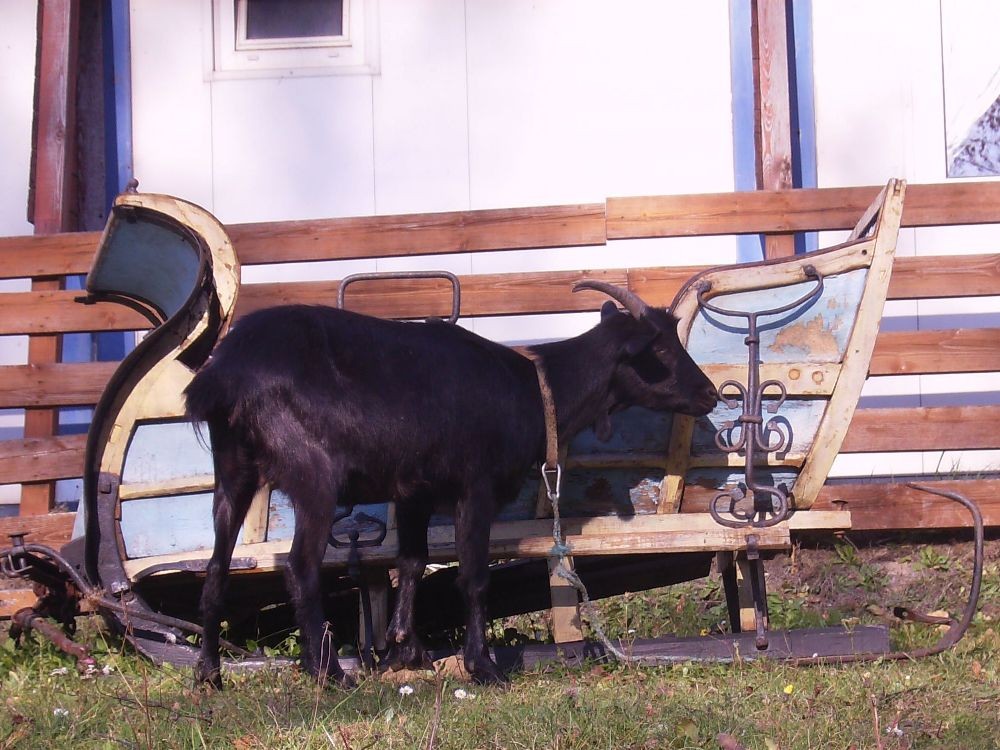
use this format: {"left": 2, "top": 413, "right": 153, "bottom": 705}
{"left": 186, "top": 292, "right": 717, "bottom": 686}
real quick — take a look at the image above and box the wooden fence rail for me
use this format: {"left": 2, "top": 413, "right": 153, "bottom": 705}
{"left": 2, "top": 181, "right": 999, "bottom": 544}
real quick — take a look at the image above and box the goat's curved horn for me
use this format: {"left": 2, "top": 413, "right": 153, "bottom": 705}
{"left": 573, "top": 280, "right": 650, "bottom": 319}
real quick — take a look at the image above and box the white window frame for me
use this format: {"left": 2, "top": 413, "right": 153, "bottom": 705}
{"left": 207, "top": 0, "right": 379, "bottom": 80}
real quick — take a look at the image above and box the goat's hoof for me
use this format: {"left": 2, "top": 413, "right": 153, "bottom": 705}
{"left": 194, "top": 661, "right": 223, "bottom": 690}
{"left": 468, "top": 662, "right": 508, "bottom": 687}
{"left": 385, "top": 643, "right": 433, "bottom": 671}
{"left": 324, "top": 670, "right": 357, "bottom": 690}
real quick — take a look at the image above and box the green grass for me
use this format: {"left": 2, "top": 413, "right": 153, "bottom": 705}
{"left": 2, "top": 540, "right": 998, "bottom": 749}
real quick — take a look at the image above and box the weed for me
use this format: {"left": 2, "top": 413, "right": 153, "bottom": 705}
{"left": 917, "top": 546, "right": 952, "bottom": 572}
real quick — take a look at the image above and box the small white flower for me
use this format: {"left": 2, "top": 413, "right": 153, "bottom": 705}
{"left": 453, "top": 688, "right": 476, "bottom": 700}
{"left": 398, "top": 685, "right": 414, "bottom": 696}
{"left": 101, "top": 664, "right": 115, "bottom": 676}
{"left": 49, "top": 667, "right": 69, "bottom": 676}
{"left": 165, "top": 632, "right": 177, "bottom": 645}
{"left": 53, "top": 708, "right": 70, "bottom": 718}
{"left": 627, "top": 629, "right": 637, "bottom": 635}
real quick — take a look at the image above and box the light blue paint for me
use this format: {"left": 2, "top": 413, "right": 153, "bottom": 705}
{"left": 87, "top": 217, "right": 201, "bottom": 319}
{"left": 103, "top": 0, "right": 133, "bottom": 200}
{"left": 729, "top": 0, "right": 763, "bottom": 262}
{"left": 122, "top": 421, "right": 214, "bottom": 484}
{"left": 691, "top": 398, "right": 828, "bottom": 457}
{"left": 684, "top": 468, "right": 799, "bottom": 494}
{"left": 568, "top": 407, "right": 673, "bottom": 455}
{"left": 120, "top": 492, "right": 236, "bottom": 558}
{"left": 790, "top": 0, "right": 817, "bottom": 252}
{"left": 266, "top": 489, "right": 391, "bottom": 543}
{"left": 687, "top": 268, "right": 867, "bottom": 364}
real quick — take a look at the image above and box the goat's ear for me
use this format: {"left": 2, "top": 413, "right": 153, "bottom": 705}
{"left": 621, "top": 323, "right": 658, "bottom": 358}
{"left": 600, "top": 300, "right": 619, "bottom": 320}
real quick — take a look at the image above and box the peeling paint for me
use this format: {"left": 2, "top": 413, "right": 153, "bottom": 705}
{"left": 769, "top": 317, "right": 841, "bottom": 360}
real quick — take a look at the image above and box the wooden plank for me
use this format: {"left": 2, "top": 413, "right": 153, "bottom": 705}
{"left": 842, "top": 405, "right": 1000, "bottom": 454}
{"left": 238, "top": 268, "right": 628, "bottom": 320}
{"left": 0, "top": 361, "right": 118, "bottom": 408}
{"left": 6, "top": 183, "right": 1000, "bottom": 283}
{"left": 547, "top": 557, "right": 584, "bottom": 643}
{"left": 230, "top": 203, "right": 607, "bottom": 266}
{"left": 23, "top": 0, "right": 81, "bottom": 516}
{"left": 21, "top": 307, "right": 62, "bottom": 515}
{"left": 889, "top": 254, "right": 1000, "bottom": 299}
{"left": 871, "top": 328, "right": 1000, "bottom": 375}
{"left": 0, "top": 288, "right": 152, "bottom": 335}
{"left": 607, "top": 182, "right": 1000, "bottom": 240}
{"left": 0, "top": 434, "right": 86, "bottom": 484}
{"left": 0, "top": 510, "right": 76, "bottom": 547}
{"left": 7, "top": 255, "right": 1000, "bottom": 335}
{"left": 812, "top": 479, "right": 1000, "bottom": 530}
{"left": 753, "top": 0, "right": 795, "bottom": 260}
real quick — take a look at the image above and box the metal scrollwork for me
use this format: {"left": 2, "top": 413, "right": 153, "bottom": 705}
{"left": 697, "top": 265, "right": 825, "bottom": 528}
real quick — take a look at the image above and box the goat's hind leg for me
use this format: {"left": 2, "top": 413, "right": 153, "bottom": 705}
{"left": 385, "top": 496, "right": 433, "bottom": 671}
{"left": 196, "top": 430, "right": 259, "bottom": 688}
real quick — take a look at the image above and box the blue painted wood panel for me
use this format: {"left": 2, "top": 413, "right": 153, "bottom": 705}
{"left": 120, "top": 492, "right": 235, "bottom": 558}
{"left": 686, "top": 268, "right": 868, "bottom": 364}
{"left": 265, "top": 489, "right": 391, "bottom": 543}
{"left": 122, "top": 421, "right": 213, "bottom": 484}
{"left": 568, "top": 407, "right": 673, "bottom": 455}
{"left": 87, "top": 216, "right": 201, "bottom": 318}
{"left": 691, "top": 398, "right": 828, "bottom": 460}
{"left": 684, "top": 468, "right": 800, "bottom": 498}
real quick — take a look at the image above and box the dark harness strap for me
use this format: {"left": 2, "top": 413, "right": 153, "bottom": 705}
{"left": 526, "top": 352, "right": 559, "bottom": 472}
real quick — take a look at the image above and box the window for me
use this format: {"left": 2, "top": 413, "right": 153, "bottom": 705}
{"left": 209, "top": 0, "right": 378, "bottom": 78}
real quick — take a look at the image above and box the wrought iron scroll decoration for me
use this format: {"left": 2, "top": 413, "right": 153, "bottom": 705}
{"left": 696, "top": 265, "right": 825, "bottom": 528}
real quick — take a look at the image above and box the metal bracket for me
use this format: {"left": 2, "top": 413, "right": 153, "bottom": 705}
{"left": 697, "top": 265, "right": 825, "bottom": 528}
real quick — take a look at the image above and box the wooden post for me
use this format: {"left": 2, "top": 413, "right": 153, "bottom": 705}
{"left": 547, "top": 556, "right": 584, "bottom": 643}
{"left": 752, "top": 0, "right": 795, "bottom": 259}
{"left": 21, "top": 0, "right": 79, "bottom": 515}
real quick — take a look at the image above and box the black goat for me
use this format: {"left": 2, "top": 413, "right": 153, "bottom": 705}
{"left": 185, "top": 281, "right": 718, "bottom": 687}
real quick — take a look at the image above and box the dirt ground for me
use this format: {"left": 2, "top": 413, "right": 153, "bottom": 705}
{"left": 763, "top": 531, "right": 1000, "bottom": 625}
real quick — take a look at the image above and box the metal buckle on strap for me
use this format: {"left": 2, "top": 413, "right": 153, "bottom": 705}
{"left": 541, "top": 461, "right": 562, "bottom": 501}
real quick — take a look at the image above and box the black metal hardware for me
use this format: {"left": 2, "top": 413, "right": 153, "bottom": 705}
{"left": 337, "top": 270, "right": 462, "bottom": 324}
{"left": 328, "top": 512, "right": 389, "bottom": 670}
{"left": 697, "top": 265, "right": 825, "bottom": 528}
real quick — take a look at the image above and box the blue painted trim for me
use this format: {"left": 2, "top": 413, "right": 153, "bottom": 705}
{"left": 98, "top": 0, "right": 134, "bottom": 363}
{"left": 789, "top": 0, "right": 818, "bottom": 252}
{"left": 103, "top": 0, "right": 133, "bottom": 200}
{"left": 729, "top": 0, "right": 763, "bottom": 261}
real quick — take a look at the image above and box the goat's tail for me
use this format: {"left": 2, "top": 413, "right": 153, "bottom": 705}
{"left": 184, "top": 362, "right": 232, "bottom": 451}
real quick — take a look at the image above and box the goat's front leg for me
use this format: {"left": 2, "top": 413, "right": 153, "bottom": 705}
{"left": 455, "top": 494, "right": 505, "bottom": 685}
{"left": 385, "top": 497, "right": 432, "bottom": 670}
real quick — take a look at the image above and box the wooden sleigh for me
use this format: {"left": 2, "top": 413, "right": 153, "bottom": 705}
{"left": 3, "top": 178, "right": 982, "bottom": 671}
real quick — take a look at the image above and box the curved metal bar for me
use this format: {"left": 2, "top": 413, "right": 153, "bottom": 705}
{"left": 696, "top": 265, "right": 824, "bottom": 320}
{"left": 791, "top": 485, "right": 984, "bottom": 665}
{"left": 0, "top": 541, "right": 253, "bottom": 659}
{"left": 337, "top": 270, "right": 462, "bottom": 324}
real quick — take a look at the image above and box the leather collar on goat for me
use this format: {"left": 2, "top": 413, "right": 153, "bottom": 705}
{"left": 526, "top": 352, "right": 560, "bottom": 482}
